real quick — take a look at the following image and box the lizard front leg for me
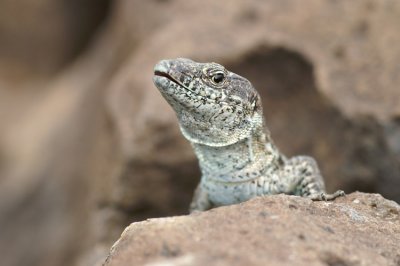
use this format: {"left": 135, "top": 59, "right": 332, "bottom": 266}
{"left": 189, "top": 183, "right": 212, "bottom": 213}
{"left": 282, "top": 156, "right": 345, "bottom": 201}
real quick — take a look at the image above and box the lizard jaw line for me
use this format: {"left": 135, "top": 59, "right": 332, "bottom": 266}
{"left": 154, "top": 70, "right": 174, "bottom": 80}
{"left": 154, "top": 70, "right": 187, "bottom": 89}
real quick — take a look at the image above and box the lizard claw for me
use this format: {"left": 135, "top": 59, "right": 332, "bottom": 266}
{"left": 310, "top": 190, "right": 345, "bottom": 201}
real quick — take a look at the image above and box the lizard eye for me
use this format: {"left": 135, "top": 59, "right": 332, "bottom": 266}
{"left": 211, "top": 72, "right": 225, "bottom": 84}
{"left": 202, "top": 64, "right": 228, "bottom": 87}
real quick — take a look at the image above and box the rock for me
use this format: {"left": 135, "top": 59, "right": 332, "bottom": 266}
{"left": 0, "top": 0, "right": 110, "bottom": 80}
{"left": 104, "top": 192, "right": 400, "bottom": 266}
{"left": 0, "top": 6, "right": 120, "bottom": 266}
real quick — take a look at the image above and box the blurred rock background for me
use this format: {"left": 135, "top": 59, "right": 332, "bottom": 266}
{"left": 0, "top": 1, "right": 399, "bottom": 266}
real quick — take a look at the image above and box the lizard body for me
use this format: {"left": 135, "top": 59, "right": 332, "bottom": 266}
{"left": 153, "top": 58, "right": 344, "bottom": 212}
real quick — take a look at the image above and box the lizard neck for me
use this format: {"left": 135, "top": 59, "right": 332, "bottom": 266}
{"left": 192, "top": 127, "right": 283, "bottom": 183}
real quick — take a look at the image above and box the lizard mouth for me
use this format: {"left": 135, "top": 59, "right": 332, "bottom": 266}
{"left": 154, "top": 70, "right": 173, "bottom": 80}
{"left": 154, "top": 70, "right": 181, "bottom": 85}
{"left": 154, "top": 70, "right": 187, "bottom": 89}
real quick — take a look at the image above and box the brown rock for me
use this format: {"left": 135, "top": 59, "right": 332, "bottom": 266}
{"left": 0, "top": 7, "right": 122, "bottom": 266}
{"left": 0, "top": 0, "right": 110, "bottom": 80}
{"left": 104, "top": 192, "right": 400, "bottom": 266}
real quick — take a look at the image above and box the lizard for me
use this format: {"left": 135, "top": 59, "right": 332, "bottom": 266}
{"left": 153, "top": 58, "right": 345, "bottom": 212}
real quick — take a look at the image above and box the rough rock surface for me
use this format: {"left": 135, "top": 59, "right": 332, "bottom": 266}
{"left": 104, "top": 192, "right": 400, "bottom": 266}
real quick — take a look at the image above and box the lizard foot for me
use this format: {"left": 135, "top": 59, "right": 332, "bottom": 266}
{"left": 310, "top": 190, "right": 345, "bottom": 201}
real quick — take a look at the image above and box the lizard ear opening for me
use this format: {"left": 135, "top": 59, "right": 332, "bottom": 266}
{"left": 250, "top": 93, "right": 262, "bottom": 113}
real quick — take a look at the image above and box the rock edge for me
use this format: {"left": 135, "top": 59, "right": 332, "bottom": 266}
{"left": 104, "top": 192, "right": 400, "bottom": 266}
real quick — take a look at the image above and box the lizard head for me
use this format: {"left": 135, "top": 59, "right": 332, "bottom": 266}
{"left": 153, "top": 58, "right": 263, "bottom": 146}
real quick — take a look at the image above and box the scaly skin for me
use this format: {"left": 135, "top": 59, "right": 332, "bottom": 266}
{"left": 153, "top": 58, "right": 344, "bottom": 212}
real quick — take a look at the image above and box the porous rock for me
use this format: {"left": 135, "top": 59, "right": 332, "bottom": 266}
{"left": 104, "top": 192, "right": 400, "bottom": 266}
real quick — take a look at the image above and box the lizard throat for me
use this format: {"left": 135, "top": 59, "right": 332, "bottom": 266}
{"left": 192, "top": 131, "right": 281, "bottom": 183}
